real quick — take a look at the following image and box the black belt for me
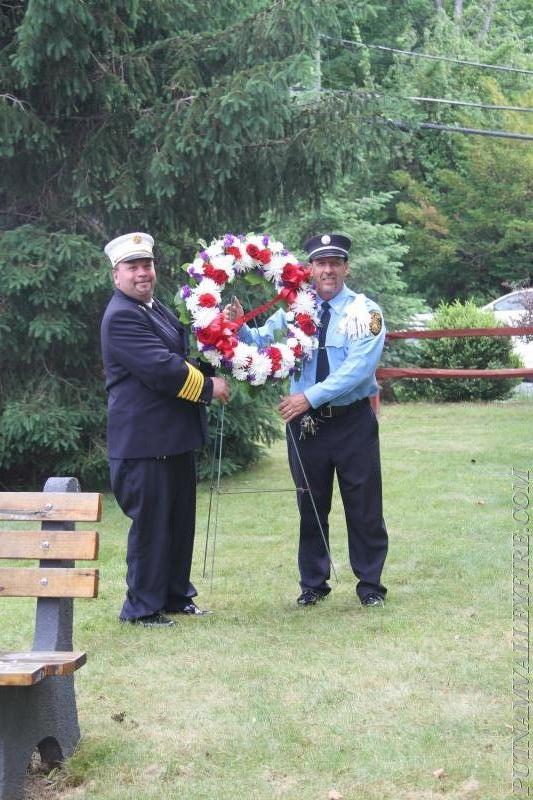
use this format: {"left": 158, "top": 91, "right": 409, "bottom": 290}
{"left": 316, "top": 398, "right": 369, "bottom": 418}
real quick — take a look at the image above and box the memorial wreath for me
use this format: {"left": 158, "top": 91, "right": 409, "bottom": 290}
{"left": 179, "top": 233, "right": 320, "bottom": 385}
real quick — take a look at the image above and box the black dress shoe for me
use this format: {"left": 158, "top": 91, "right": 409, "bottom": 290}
{"left": 297, "top": 589, "right": 327, "bottom": 606}
{"left": 120, "top": 612, "right": 174, "bottom": 627}
{"left": 360, "top": 593, "right": 385, "bottom": 607}
{"left": 166, "top": 602, "right": 211, "bottom": 616}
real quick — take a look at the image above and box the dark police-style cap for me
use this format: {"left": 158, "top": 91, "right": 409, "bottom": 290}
{"left": 303, "top": 233, "right": 352, "bottom": 262}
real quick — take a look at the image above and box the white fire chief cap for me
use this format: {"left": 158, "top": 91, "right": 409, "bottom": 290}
{"left": 104, "top": 232, "right": 154, "bottom": 267}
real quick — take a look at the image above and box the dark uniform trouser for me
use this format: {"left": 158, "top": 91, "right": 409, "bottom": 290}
{"left": 287, "top": 399, "right": 388, "bottom": 600}
{"left": 109, "top": 453, "right": 197, "bottom": 620}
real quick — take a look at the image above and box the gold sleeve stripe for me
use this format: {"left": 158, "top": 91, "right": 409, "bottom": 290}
{"left": 177, "top": 362, "right": 205, "bottom": 402}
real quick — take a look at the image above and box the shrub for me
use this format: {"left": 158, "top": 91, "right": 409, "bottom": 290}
{"left": 395, "top": 300, "right": 522, "bottom": 402}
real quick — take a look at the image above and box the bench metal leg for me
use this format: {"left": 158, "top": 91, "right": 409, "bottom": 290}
{"left": 0, "top": 677, "right": 80, "bottom": 800}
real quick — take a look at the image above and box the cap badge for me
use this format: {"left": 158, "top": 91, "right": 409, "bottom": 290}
{"left": 132, "top": 234, "right": 142, "bottom": 244}
{"left": 321, "top": 235, "right": 331, "bottom": 245}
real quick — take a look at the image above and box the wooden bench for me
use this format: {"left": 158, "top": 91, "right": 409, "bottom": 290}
{"left": 0, "top": 477, "right": 101, "bottom": 800}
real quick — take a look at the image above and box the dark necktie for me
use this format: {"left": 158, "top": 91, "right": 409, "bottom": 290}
{"left": 316, "top": 301, "right": 331, "bottom": 382}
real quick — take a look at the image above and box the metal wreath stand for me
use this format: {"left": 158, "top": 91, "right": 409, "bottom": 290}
{"left": 202, "top": 399, "right": 339, "bottom": 590}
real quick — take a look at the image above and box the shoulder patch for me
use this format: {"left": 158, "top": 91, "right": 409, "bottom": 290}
{"left": 369, "top": 311, "right": 382, "bottom": 336}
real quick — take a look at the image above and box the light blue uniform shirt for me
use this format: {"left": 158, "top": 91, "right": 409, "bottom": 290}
{"left": 240, "top": 284, "right": 385, "bottom": 408}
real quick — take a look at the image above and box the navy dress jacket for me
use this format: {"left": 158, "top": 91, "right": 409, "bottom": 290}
{"left": 101, "top": 289, "right": 210, "bottom": 459}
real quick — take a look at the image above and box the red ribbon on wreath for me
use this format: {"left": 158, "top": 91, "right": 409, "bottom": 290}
{"left": 196, "top": 314, "right": 240, "bottom": 359}
{"left": 231, "top": 262, "right": 313, "bottom": 329}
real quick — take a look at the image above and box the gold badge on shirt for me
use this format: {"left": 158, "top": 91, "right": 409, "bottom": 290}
{"left": 369, "top": 311, "right": 382, "bottom": 336}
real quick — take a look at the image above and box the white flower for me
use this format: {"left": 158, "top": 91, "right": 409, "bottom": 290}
{"left": 186, "top": 278, "right": 221, "bottom": 312}
{"left": 277, "top": 342, "right": 296, "bottom": 363}
{"left": 288, "top": 325, "right": 316, "bottom": 357}
{"left": 245, "top": 234, "right": 265, "bottom": 250}
{"left": 232, "top": 366, "right": 249, "bottom": 381}
{"left": 291, "top": 289, "right": 319, "bottom": 318}
{"left": 231, "top": 341, "right": 254, "bottom": 369}
{"left": 194, "top": 278, "right": 221, "bottom": 299}
{"left": 192, "top": 307, "right": 219, "bottom": 329}
{"left": 248, "top": 351, "right": 273, "bottom": 385}
{"left": 201, "top": 348, "right": 222, "bottom": 367}
{"left": 185, "top": 293, "right": 200, "bottom": 312}
{"left": 206, "top": 241, "right": 225, "bottom": 258}
{"left": 233, "top": 258, "right": 248, "bottom": 274}
{"left": 264, "top": 255, "right": 286, "bottom": 283}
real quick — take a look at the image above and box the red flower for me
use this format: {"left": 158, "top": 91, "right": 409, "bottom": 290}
{"left": 225, "top": 245, "right": 242, "bottom": 260}
{"left": 199, "top": 293, "right": 217, "bottom": 308}
{"left": 280, "top": 262, "right": 311, "bottom": 303}
{"left": 296, "top": 313, "right": 316, "bottom": 336}
{"left": 196, "top": 313, "right": 238, "bottom": 358}
{"left": 246, "top": 243, "right": 260, "bottom": 260}
{"left": 257, "top": 248, "right": 272, "bottom": 265}
{"left": 292, "top": 343, "right": 303, "bottom": 358}
{"left": 203, "top": 262, "right": 228, "bottom": 286}
{"left": 266, "top": 346, "right": 282, "bottom": 372}
{"left": 281, "top": 262, "right": 311, "bottom": 287}
{"left": 281, "top": 262, "right": 300, "bottom": 283}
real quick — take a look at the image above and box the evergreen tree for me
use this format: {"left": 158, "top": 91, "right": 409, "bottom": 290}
{"left": 1, "top": 0, "right": 399, "bottom": 489}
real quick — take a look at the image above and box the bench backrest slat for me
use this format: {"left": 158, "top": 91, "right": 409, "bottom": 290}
{"left": 0, "top": 492, "right": 102, "bottom": 522}
{"left": 0, "top": 568, "right": 99, "bottom": 598}
{"left": 0, "top": 530, "right": 99, "bottom": 560}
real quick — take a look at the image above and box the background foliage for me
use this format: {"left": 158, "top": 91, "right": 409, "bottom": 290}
{"left": 1, "top": 0, "right": 531, "bottom": 488}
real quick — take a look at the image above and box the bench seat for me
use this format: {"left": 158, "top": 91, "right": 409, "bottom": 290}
{"left": 0, "top": 652, "right": 87, "bottom": 686}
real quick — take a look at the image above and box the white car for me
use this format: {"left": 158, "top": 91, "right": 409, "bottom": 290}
{"left": 482, "top": 289, "right": 533, "bottom": 369}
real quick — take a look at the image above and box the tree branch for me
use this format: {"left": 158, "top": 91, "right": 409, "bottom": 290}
{"left": 479, "top": 0, "right": 497, "bottom": 38}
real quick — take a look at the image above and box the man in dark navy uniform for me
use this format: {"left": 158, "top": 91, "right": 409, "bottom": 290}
{"left": 101, "top": 232, "right": 229, "bottom": 627}
{"left": 231, "top": 233, "right": 388, "bottom": 608}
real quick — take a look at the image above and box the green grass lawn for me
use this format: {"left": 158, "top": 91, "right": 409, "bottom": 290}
{"left": 2, "top": 401, "right": 530, "bottom": 800}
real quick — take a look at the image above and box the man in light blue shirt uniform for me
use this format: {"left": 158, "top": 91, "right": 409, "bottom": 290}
{"left": 235, "top": 232, "right": 388, "bottom": 608}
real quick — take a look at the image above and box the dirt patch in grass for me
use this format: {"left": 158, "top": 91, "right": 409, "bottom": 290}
{"left": 23, "top": 753, "right": 88, "bottom": 800}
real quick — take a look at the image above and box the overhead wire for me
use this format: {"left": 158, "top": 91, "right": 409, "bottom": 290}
{"left": 317, "top": 38, "right": 533, "bottom": 141}
{"left": 320, "top": 34, "right": 533, "bottom": 76}
{"left": 387, "top": 119, "right": 533, "bottom": 140}
{"left": 401, "top": 95, "right": 533, "bottom": 113}
{"left": 326, "top": 88, "right": 533, "bottom": 114}
{"left": 314, "top": 89, "right": 533, "bottom": 140}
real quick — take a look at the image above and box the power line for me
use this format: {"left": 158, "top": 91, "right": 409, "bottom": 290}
{"left": 419, "top": 122, "right": 533, "bottom": 139}
{"left": 321, "top": 34, "right": 533, "bottom": 76}
{"left": 329, "top": 88, "right": 533, "bottom": 114}
{"left": 404, "top": 95, "right": 533, "bottom": 113}
{"left": 388, "top": 119, "right": 533, "bottom": 140}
